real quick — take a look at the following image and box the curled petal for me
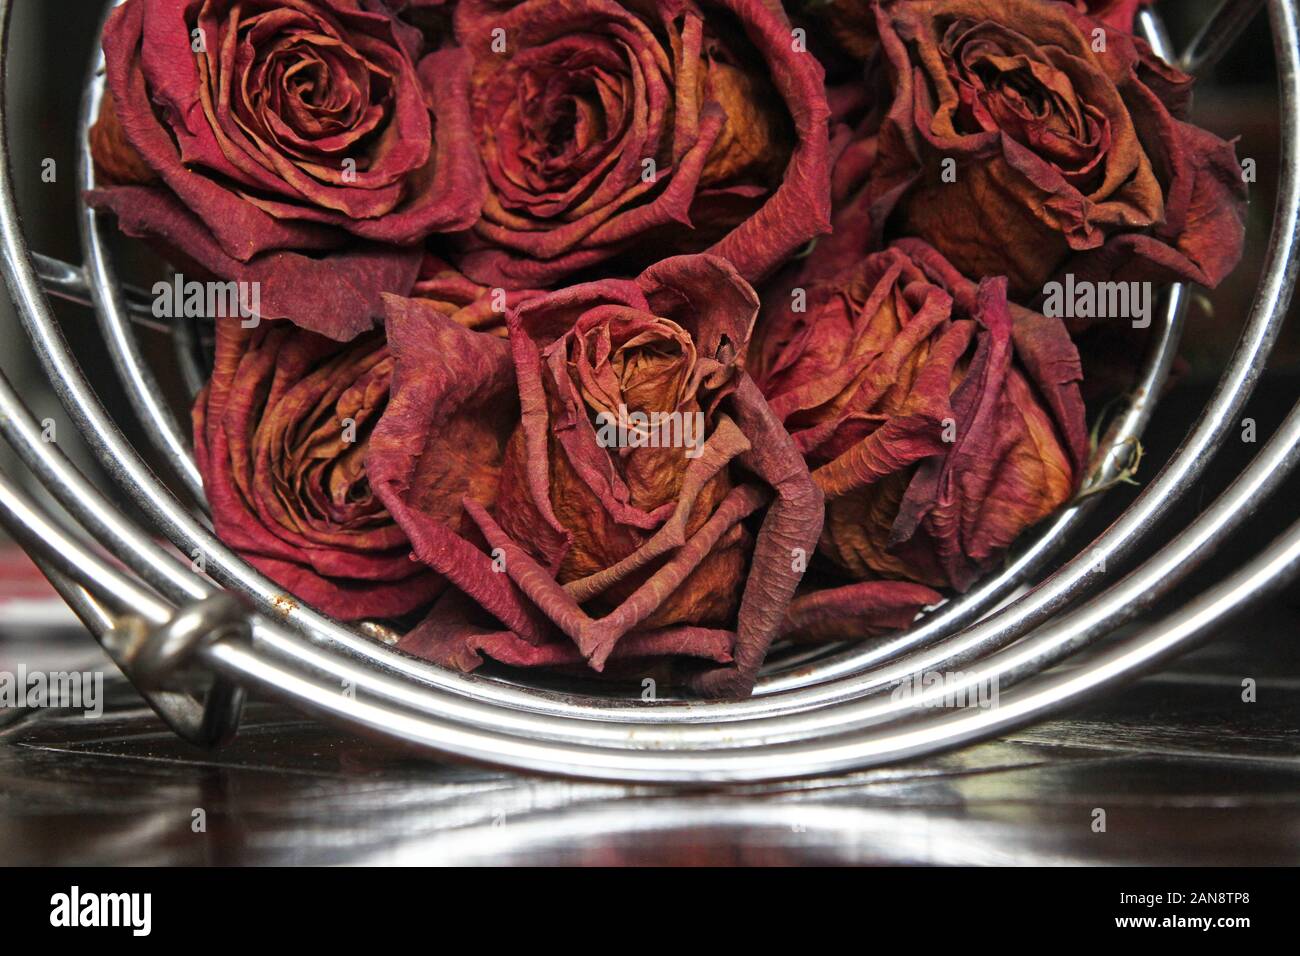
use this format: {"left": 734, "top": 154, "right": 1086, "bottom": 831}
{"left": 87, "top": 184, "right": 420, "bottom": 341}
{"left": 780, "top": 580, "right": 942, "bottom": 643}
{"left": 367, "top": 294, "right": 549, "bottom": 642}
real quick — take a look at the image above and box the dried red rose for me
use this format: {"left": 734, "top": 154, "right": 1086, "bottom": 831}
{"left": 193, "top": 319, "right": 442, "bottom": 620}
{"left": 753, "top": 239, "right": 1088, "bottom": 630}
{"left": 372, "top": 255, "right": 823, "bottom": 697}
{"left": 448, "top": 0, "right": 833, "bottom": 288}
{"left": 88, "top": 0, "right": 483, "bottom": 340}
{"left": 834, "top": 0, "right": 1245, "bottom": 297}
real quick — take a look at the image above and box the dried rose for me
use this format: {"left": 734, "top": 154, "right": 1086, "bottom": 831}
{"left": 448, "top": 0, "right": 833, "bottom": 288}
{"left": 88, "top": 0, "right": 483, "bottom": 340}
{"left": 754, "top": 239, "right": 1088, "bottom": 626}
{"left": 835, "top": 0, "right": 1245, "bottom": 297}
{"left": 372, "top": 255, "right": 823, "bottom": 697}
{"left": 193, "top": 320, "right": 442, "bottom": 620}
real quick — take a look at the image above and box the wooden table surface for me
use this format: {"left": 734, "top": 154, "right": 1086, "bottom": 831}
{"left": 1, "top": 596, "right": 1296, "bottom": 866}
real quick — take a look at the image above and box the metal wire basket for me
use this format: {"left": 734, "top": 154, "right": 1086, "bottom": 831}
{"left": 0, "top": 0, "right": 1294, "bottom": 783}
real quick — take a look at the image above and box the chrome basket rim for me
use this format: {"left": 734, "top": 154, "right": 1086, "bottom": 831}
{"left": 0, "top": 0, "right": 1294, "bottom": 782}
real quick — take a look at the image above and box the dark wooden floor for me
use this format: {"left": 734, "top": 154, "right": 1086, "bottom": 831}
{"left": 1, "top": 597, "right": 1296, "bottom": 866}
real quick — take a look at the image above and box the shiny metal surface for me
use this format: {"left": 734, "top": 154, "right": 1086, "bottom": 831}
{"left": 0, "top": 0, "right": 1295, "bottom": 783}
{"left": 1180, "top": 0, "right": 1268, "bottom": 74}
{"left": 78, "top": 0, "right": 204, "bottom": 503}
{"left": 30, "top": 251, "right": 161, "bottom": 329}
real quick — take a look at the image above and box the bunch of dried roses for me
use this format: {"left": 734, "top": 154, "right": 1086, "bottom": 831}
{"left": 91, "top": 0, "right": 1246, "bottom": 697}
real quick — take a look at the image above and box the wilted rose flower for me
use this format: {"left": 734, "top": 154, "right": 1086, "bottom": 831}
{"left": 832, "top": 0, "right": 1245, "bottom": 297}
{"left": 88, "top": 0, "right": 483, "bottom": 340}
{"left": 753, "top": 239, "right": 1088, "bottom": 624}
{"left": 448, "top": 0, "right": 833, "bottom": 288}
{"left": 372, "top": 255, "right": 823, "bottom": 697}
{"left": 193, "top": 320, "right": 443, "bottom": 620}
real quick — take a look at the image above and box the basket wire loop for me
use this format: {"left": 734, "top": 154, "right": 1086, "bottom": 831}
{"left": 78, "top": 0, "right": 206, "bottom": 505}
{"left": 0, "top": 0, "right": 1295, "bottom": 782}
{"left": 104, "top": 593, "right": 251, "bottom": 748}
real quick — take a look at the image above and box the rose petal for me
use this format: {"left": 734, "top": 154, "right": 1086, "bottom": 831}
{"left": 86, "top": 184, "right": 420, "bottom": 341}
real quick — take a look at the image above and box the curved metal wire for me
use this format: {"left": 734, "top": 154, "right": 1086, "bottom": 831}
{"left": 78, "top": 0, "right": 205, "bottom": 504}
{"left": 0, "top": 0, "right": 1294, "bottom": 782}
{"left": 1181, "top": 0, "right": 1268, "bottom": 74}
